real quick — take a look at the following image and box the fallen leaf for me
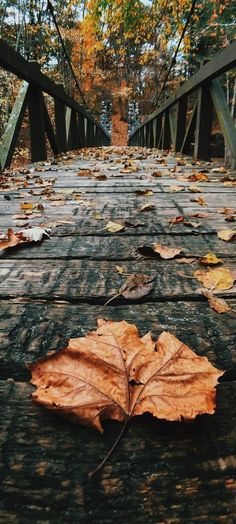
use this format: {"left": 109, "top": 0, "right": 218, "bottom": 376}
{"left": 0, "top": 227, "right": 50, "bottom": 251}
{"left": 152, "top": 171, "right": 162, "bottom": 177}
{"left": 93, "top": 211, "right": 102, "bottom": 220}
{"left": 217, "top": 208, "right": 235, "bottom": 215}
{"left": 201, "top": 290, "right": 231, "bottom": 313}
{"left": 20, "top": 202, "right": 33, "bottom": 210}
{"left": 152, "top": 243, "right": 182, "bottom": 259}
{"left": 135, "top": 189, "right": 154, "bottom": 196}
{"left": 93, "top": 173, "right": 107, "bottom": 181}
{"left": 184, "top": 220, "right": 201, "bottom": 228}
{"left": 194, "top": 267, "right": 235, "bottom": 291}
{"left": 217, "top": 229, "right": 236, "bottom": 242}
{"left": 114, "top": 265, "right": 124, "bottom": 274}
{"left": 212, "top": 167, "right": 227, "bottom": 173}
{"left": 225, "top": 215, "right": 235, "bottom": 222}
{"left": 188, "top": 212, "right": 209, "bottom": 218}
{"left": 30, "top": 319, "right": 223, "bottom": 436}
{"left": 191, "top": 196, "right": 208, "bottom": 206}
{"left": 169, "top": 185, "right": 185, "bottom": 192}
{"left": 222, "top": 181, "right": 236, "bottom": 187}
{"left": 168, "top": 215, "right": 185, "bottom": 226}
{"left": 77, "top": 169, "right": 92, "bottom": 177}
{"left": 106, "top": 221, "right": 125, "bottom": 233}
{"left": 139, "top": 203, "right": 155, "bottom": 212}
{"left": 199, "top": 253, "right": 222, "bottom": 265}
{"left": 188, "top": 185, "right": 203, "bottom": 193}
{"left": 188, "top": 173, "right": 209, "bottom": 182}
{"left": 176, "top": 257, "right": 195, "bottom": 265}
{"left": 105, "top": 274, "right": 155, "bottom": 305}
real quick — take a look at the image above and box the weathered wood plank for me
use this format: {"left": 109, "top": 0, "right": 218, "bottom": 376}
{"left": 0, "top": 259, "right": 235, "bottom": 300}
{"left": 0, "top": 234, "right": 235, "bottom": 260}
{"left": 0, "top": 379, "right": 236, "bottom": 523}
{"left": 0, "top": 300, "right": 235, "bottom": 381}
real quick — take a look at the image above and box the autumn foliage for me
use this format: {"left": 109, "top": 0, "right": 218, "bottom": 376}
{"left": 30, "top": 319, "right": 223, "bottom": 433}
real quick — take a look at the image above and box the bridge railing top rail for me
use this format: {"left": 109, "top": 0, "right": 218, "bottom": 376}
{"left": 129, "top": 40, "right": 236, "bottom": 140}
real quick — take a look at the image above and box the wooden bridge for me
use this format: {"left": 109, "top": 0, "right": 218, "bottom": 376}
{"left": 0, "top": 40, "right": 236, "bottom": 523}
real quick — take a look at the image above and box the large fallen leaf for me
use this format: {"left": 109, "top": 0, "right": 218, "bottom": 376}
{"left": 188, "top": 173, "right": 209, "bottom": 182}
{"left": 105, "top": 274, "right": 155, "bottom": 305}
{"left": 191, "top": 196, "right": 208, "bottom": 206}
{"left": 152, "top": 243, "right": 182, "bottom": 259}
{"left": 169, "top": 185, "right": 185, "bottom": 192}
{"left": 201, "top": 290, "right": 231, "bottom": 313}
{"left": 194, "top": 267, "right": 235, "bottom": 291}
{"left": 217, "top": 229, "right": 236, "bottom": 242}
{"left": 30, "top": 319, "right": 223, "bottom": 436}
{"left": 135, "top": 189, "right": 153, "bottom": 196}
{"left": 188, "top": 184, "right": 203, "bottom": 193}
{"left": 0, "top": 227, "right": 50, "bottom": 251}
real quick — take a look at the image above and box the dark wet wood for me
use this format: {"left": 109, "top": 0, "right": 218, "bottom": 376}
{"left": 0, "top": 146, "right": 236, "bottom": 523}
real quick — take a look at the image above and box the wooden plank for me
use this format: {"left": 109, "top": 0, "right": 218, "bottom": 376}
{"left": 0, "top": 81, "right": 29, "bottom": 170}
{"left": 1, "top": 234, "right": 235, "bottom": 260}
{"left": 0, "top": 378, "right": 236, "bottom": 523}
{"left": 0, "top": 300, "right": 235, "bottom": 380}
{"left": 0, "top": 259, "right": 235, "bottom": 300}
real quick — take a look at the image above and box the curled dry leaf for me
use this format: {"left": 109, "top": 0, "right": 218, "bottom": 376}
{"left": 194, "top": 267, "right": 235, "bottom": 291}
{"left": 152, "top": 171, "right": 162, "bottom": 177}
{"left": 217, "top": 229, "right": 236, "bottom": 242}
{"left": 191, "top": 196, "right": 208, "bottom": 206}
{"left": 218, "top": 208, "right": 235, "bottom": 215}
{"left": 188, "top": 185, "right": 203, "bottom": 193}
{"left": 169, "top": 185, "right": 185, "bottom": 192}
{"left": 188, "top": 173, "right": 209, "bottom": 182}
{"left": 168, "top": 215, "right": 185, "bottom": 226}
{"left": 0, "top": 227, "right": 50, "bottom": 251}
{"left": 114, "top": 265, "right": 124, "bottom": 274}
{"left": 106, "top": 221, "right": 125, "bottom": 233}
{"left": 30, "top": 319, "right": 223, "bottom": 437}
{"left": 199, "top": 253, "right": 222, "bottom": 265}
{"left": 135, "top": 189, "right": 153, "bottom": 196}
{"left": 201, "top": 290, "right": 231, "bottom": 314}
{"left": 152, "top": 243, "right": 182, "bottom": 259}
{"left": 139, "top": 203, "right": 155, "bottom": 212}
{"left": 105, "top": 274, "right": 155, "bottom": 305}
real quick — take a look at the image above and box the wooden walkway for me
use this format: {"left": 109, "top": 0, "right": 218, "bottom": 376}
{"left": 0, "top": 146, "right": 236, "bottom": 523}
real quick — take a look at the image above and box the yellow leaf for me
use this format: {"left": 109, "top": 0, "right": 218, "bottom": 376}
{"left": 106, "top": 221, "right": 125, "bottom": 233}
{"left": 201, "top": 290, "right": 231, "bottom": 314}
{"left": 139, "top": 203, "right": 155, "bottom": 212}
{"left": 194, "top": 268, "right": 235, "bottom": 291}
{"left": 217, "top": 229, "right": 236, "bottom": 242}
{"left": 20, "top": 202, "right": 33, "bottom": 210}
{"left": 199, "top": 253, "right": 222, "bottom": 265}
{"left": 114, "top": 265, "right": 124, "bottom": 274}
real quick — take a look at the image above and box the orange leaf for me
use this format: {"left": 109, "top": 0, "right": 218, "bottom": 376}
{"left": 30, "top": 320, "right": 223, "bottom": 434}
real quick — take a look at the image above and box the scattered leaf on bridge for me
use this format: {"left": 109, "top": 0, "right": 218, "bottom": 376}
{"left": 201, "top": 290, "right": 231, "bottom": 314}
{"left": 30, "top": 319, "right": 223, "bottom": 473}
{"left": 106, "top": 221, "right": 125, "bottom": 233}
{"left": 0, "top": 227, "right": 50, "bottom": 251}
{"left": 152, "top": 243, "right": 182, "bottom": 259}
{"left": 194, "top": 267, "right": 235, "bottom": 291}
{"left": 199, "top": 253, "right": 222, "bottom": 265}
{"left": 139, "top": 203, "right": 155, "bottom": 212}
{"left": 217, "top": 229, "right": 236, "bottom": 242}
{"left": 105, "top": 274, "right": 155, "bottom": 305}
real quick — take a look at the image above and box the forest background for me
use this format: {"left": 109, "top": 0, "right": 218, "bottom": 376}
{"left": 0, "top": 0, "right": 236, "bottom": 149}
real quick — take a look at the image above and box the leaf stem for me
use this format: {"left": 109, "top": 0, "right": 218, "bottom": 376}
{"left": 88, "top": 416, "right": 129, "bottom": 478}
{"left": 104, "top": 292, "right": 122, "bottom": 306}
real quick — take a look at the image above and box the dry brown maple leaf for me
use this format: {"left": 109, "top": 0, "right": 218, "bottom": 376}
{"left": 152, "top": 243, "right": 182, "bottom": 259}
{"left": 30, "top": 320, "right": 223, "bottom": 474}
{"left": 0, "top": 227, "right": 50, "bottom": 251}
